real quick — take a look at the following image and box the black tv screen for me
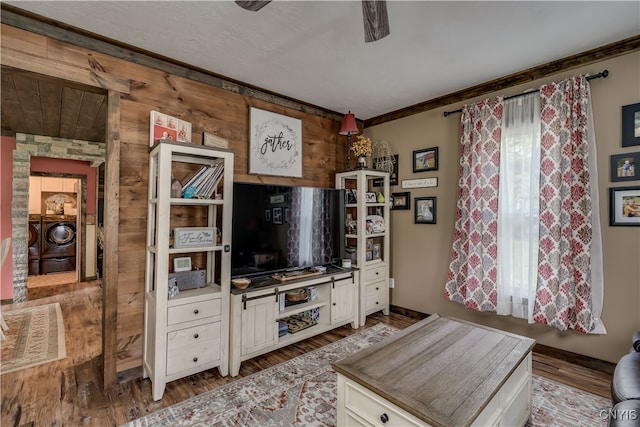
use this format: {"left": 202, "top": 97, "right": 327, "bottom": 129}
{"left": 231, "top": 182, "right": 345, "bottom": 277}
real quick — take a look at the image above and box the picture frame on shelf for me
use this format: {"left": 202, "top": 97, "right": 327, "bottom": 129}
{"left": 173, "top": 256, "right": 192, "bottom": 273}
{"left": 345, "top": 189, "right": 357, "bottom": 204}
{"left": 366, "top": 250, "right": 373, "bottom": 261}
{"left": 367, "top": 239, "right": 373, "bottom": 250}
{"left": 373, "top": 243, "right": 381, "bottom": 260}
{"left": 149, "top": 110, "right": 192, "bottom": 146}
{"left": 391, "top": 192, "right": 410, "bottom": 210}
{"left": 622, "top": 103, "right": 640, "bottom": 147}
{"left": 365, "top": 192, "right": 377, "bottom": 203}
{"left": 273, "top": 207, "right": 283, "bottom": 225}
{"left": 609, "top": 186, "right": 640, "bottom": 226}
{"left": 173, "top": 227, "right": 216, "bottom": 248}
{"left": 610, "top": 152, "right": 639, "bottom": 182}
{"left": 413, "top": 147, "right": 438, "bottom": 172}
{"left": 415, "top": 197, "right": 436, "bottom": 224}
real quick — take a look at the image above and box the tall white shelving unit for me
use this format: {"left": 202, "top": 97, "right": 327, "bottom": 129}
{"left": 143, "top": 141, "right": 234, "bottom": 401}
{"left": 335, "top": 169, "right": 390, "bottom": 326}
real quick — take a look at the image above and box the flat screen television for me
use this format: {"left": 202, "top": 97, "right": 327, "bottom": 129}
{"left": 231, "top": 182, "right": 345, "bottom": 278}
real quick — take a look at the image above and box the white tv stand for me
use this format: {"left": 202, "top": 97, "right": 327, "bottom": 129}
{"left": 229, "top": 267, "right": 359, "bottom": 376}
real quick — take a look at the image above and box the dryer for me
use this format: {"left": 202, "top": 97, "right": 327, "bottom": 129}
{"left": 41, "top": 215, "right": 76, "bottom": 274}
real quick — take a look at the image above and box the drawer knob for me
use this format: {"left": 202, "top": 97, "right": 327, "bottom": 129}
{"left": 194, "top": 309, "right": 199, "bottom": 314}
{"left": 194, "top": 333, "right": 199, "bottom": 339}
{"left": 380, "top": 413, "right": 389, "bottom": 424}
{"left": 376, "top": 301, "right": 379, "bottom": 305}
{"left": 376, "top": 287, "right": 379, "bottom": 290}
{"left": 376, "top": 272, "right": 379, "bottom": 275}
{"left": 333, "top": 302, "right": 336, "bottom": 306}
{"left": 193, "top": 357, "right": 198, "bottom": 363}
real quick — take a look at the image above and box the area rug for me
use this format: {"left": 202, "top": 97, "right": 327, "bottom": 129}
{"left": 0, "top": 302, "right": 67, "bottom": 374}
{"left": 124, "top": 323, "right": 611, "bottom": 427}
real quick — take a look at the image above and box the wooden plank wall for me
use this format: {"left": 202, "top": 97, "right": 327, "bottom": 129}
{"left": 1, "top": 24, "right": 348, "bottom": 374}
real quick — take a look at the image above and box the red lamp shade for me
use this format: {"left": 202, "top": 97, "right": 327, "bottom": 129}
{"left": 339, "top": 111, "right": 359, "bottom": 135}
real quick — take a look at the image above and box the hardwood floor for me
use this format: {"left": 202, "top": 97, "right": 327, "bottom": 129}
{"left": 1, "top": 285, "right": 614, "bottom": 427}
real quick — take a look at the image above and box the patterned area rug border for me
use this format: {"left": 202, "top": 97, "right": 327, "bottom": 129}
{"left": 0, "top": 302, "right": 67, "bottom": 374}
{"left": 124, "top": 322, "right": 611, "bottom": 426}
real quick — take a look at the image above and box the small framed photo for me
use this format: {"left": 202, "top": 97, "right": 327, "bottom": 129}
{"left": 610, "top": 186, "right": 640, "bottom": 226}
{"left": 345, "top": 189, "right": 357, "bottom": 204}
{"left": 366, "top": 239, "right": 373, "bottom": 250}
{"left": 365, "top": 250, "right": 373, "bottom": 261}
{"left": 611, "top": 152, "right": 640, "bottom": 182}
{"left": 173, "top": 256, "right": 192, "bottom": 272}
{"left": 622, "top": 103, "right": 640, "bottom": 147}
{"left": 284, "top": 207, "right": 290, "bottom": 223}
{"left": 272, "top": 207, "right": 283, "bottom": 224}
{"left": 264, "top": 209, "right": 271, "bottom": 222}
{"left": 373, "top": 243, "right": 381, "bottom": 259}
{"left": 415, "top": 197, "right": 436, "bottom": 224}
{"left": 413, "top": 147, "right": 438, "bottom": 173}
{"left": 391, "top": 192, "right": 410, "bottom": 210}
{"left": 365, "top": 192, "right": 377, "bottom": 203}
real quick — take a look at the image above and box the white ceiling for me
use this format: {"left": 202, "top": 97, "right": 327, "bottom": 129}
{"left": 6, "top": 1, "right": 640, "bottom": 120}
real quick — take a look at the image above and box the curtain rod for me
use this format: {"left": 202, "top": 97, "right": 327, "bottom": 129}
{"left": 442, "top": 70, "right": 609, "bottom": 117}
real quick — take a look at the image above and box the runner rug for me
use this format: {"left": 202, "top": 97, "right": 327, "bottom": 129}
{"left": 124, "top": 323, "right": 611, "bottom": 427}
{"left": 0, "top": 302, "right": 67, "bottom": 374}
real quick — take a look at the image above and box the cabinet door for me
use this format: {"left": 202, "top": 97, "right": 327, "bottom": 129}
{"left": 29, "top": 176, "right": 41, "bottom": 214}
{"left": 241, "top": 294, "right": 279, "bottom": 356}
{"left": 41, "top": 177, "right": 63, "bottom": 192}
{"left": 331, "top": 277, "right": 355, "bottom": 324}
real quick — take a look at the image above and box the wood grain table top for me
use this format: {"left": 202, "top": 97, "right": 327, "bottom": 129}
{"left": 332, "top": 314, "right": 536, "bottom": 427}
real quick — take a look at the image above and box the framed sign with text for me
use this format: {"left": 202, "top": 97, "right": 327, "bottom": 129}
{"left": 249, "top": 107, "right": 302, "bottom": 178}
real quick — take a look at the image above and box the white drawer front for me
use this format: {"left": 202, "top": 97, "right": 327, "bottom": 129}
{"left": 166, "top": 322, "right": 221, "bottom": 375}
{"left": 502, "top": 353, "right": 531, "bottom": 398}
{"left": 365, "top": 265, "right": 387, "bottom": 283}
{"left": 345, "top": 381, "right": 422, "bottom": 427}
{"left": 366, "top": 281, "right": 387, "bottom": 311}
{"left": 167, "top": 298, "right": 221, "bottom": 325}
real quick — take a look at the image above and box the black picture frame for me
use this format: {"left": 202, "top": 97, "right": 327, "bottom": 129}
{"left": 414, "top": 197, "right": 436, "bottom": 224}
{"left": 373, "top": 154, "right": 399, "bottom": 186}
{"left": 272, "top": 207, "right": 283, "bottom": 225}
{"left": 413, "top": 147, "right": 438, "bottom": 173}
{"left": 610, "top": 152, "right": 640, "bottom": 182}
{"left": 622, "top": 103, "right": 640, "bottom": 147}
{"left": 391, "top": 192, "right": 410, "bottom": 210}
{"left": 264, "top": 209, "right": 271, "bottom": 222}
{"left": 609, "top": 186, "right": 640, "bottom": 226}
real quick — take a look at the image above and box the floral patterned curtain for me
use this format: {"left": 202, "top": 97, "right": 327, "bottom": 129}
{"left": 287, "top": 187, "right": 334, "bottom": 266}
{"left": 444, "top": 97, "right": 503, "bottom": 311}
{"left": 532, "top": 75, "right": 603, "bottom": 333}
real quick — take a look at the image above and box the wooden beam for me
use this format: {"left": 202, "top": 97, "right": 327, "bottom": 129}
{"left": 364, "top": 34, "right": 640, "bottom": 127}
{"left": 102, "top": 89, "right": 120, "bottom": 387}
{"left": 1, "top": 48, "right": 130, "bottom": 94}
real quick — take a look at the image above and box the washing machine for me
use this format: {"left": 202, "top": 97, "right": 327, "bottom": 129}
{"left": 41, "top": 215, "right": 76, "bottom": 274}
{"left": 28, "top": 215, "right": 41, "bottom": 276}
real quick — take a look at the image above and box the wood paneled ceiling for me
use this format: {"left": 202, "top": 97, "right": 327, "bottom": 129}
{"left": 1, "top": 66, "right": 107, "bottom": 142}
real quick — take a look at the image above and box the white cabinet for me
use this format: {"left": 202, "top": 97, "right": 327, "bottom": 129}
{"left": 40, "top": 177, "right": 77, "bottom": 193}
{"left": 229, "top": 270, "right": 358, "bottom": 376}
{"left": 143, "top": 141, "right": 233, "bottom": 401}
{"left": 336, "top": 170, "right": 390, "bottom": 325}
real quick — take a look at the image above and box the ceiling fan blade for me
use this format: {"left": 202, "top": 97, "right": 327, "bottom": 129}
{"left": 235, "top": 1, "right": 272, "bottom": 12}
{"left": 361, "top": 0, "right": 390, "bottom": 43}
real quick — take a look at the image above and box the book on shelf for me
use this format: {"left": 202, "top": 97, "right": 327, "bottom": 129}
{"left": 181, "top": 162, "right": 225, "bottom": 198}
{"left": 181, "top": 166, "right": 208, "bottom": 190}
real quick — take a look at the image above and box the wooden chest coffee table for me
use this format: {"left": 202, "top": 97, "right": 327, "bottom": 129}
{"left": 333, "top": 314, "right": 535, "bottom": 427}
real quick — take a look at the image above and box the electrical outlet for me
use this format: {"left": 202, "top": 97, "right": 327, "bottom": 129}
{"left": 389, "top": 278, "right": 395, "bottom": 288}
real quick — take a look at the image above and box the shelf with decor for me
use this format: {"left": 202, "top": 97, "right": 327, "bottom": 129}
{"left": 335, "top": 169, "right": 390, "bottom": 326}
{"left": 143, "top": 140, "right": 234, "bottom": 401}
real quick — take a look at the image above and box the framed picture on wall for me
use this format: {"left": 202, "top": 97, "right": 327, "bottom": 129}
{"left": 610, "top": 152, "right": 640, "bottom": 182}
{"left": 609, "top": 186, "right": 640, "bottom": 226}
{"left": 272, "top": 207, "right": 283, "bottom": 225}
{"left": 391, "top": 192, "right": 410, "bottom": 210}
{"left": 413, "top": 147, "right": 438, "bottom": 172}
{"left": 415, "top": 197, "right": 436, "bottom": 224}
{"left": 622, "top": 103, "right": 640, "bottom": 147}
